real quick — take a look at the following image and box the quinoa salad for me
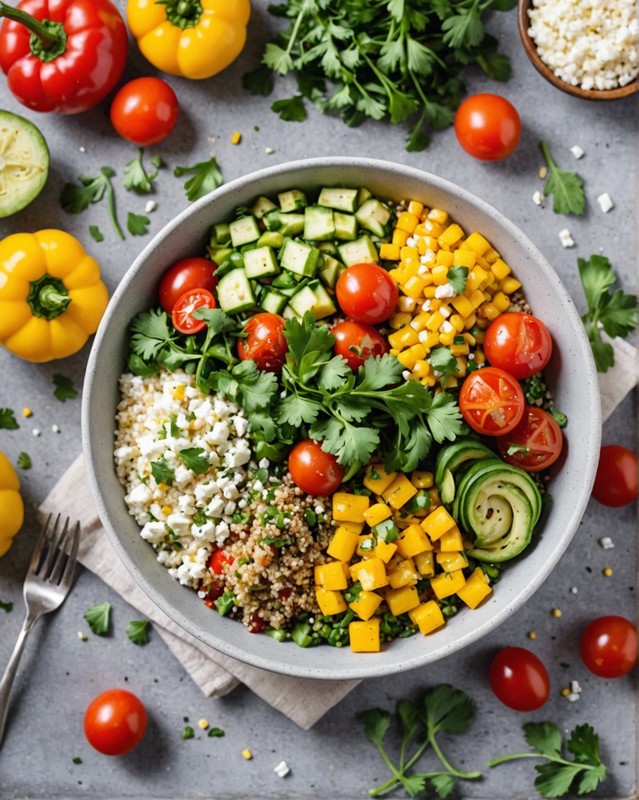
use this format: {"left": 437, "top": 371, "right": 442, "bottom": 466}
{"left": 115, "top": 184, "right": 567, "bottom": 653}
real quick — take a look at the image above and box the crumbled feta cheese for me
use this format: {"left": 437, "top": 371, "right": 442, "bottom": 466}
{"left": 597, "top": 192, "right": 614, "bottom": 213}
{"left": 264, "top": 147, "right": 275, "bottom": 154}
{"left": 51, "top": 424, "right": 60, "bottom": 433}
{"left": 402, "top": 369, "right": 411, "bottom": 381}
{"left": 32, "top": 428, "right": 41, "bottom": 437}
{"left": 145, "top": 200, "right": 157, "bottom": 213}
{"left": 559, "top": 228, "right": 575, "bottom": 248}
{"left": 435, "top": 283, "right": 455, "bottom": 299}
{"left": 532, "top": 190, "right": 544, "bottom": 206}
{"left": 274, "top": 760, "right": 290, "bottom": 778}
{"left": 405, "top": 236, "right": 416, "bottom": 247}
{"left": 599, "top": 536, "right": 614, "bottom": 550}
{"left": 440, "top": 320, "right": 454, "bottom": 333}
{"left": 570, "top": 145, "right": 584, "bottom": 159}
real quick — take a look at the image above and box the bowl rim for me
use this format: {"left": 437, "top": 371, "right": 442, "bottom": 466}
{"left": 517, "top": 0, "right": 639, "bottom": 101}
{"left": 82, "top": 156, "right": 601, "bottom": 680}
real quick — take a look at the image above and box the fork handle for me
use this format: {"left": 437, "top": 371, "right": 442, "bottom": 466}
{"left": 0, "top": 610, "right": 40, "bottom": 748}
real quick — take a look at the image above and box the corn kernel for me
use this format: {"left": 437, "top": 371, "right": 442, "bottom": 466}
{"left": 198, "top": 718, "right": 209, "bottom": 729}
{"left": 466, "top": 266, "right": 489, "bottom": 293}
{"left": 479, "top": 301, "right": 500, "bottom": 321}
{"left": 602, "top": 567, "right": 614, "bottom": 577}
{"left": 397, "top": 211, "right": 419, "bottom": 233}
{"left": 468, "top": 289, "right": 486, "bottom": 309}
{"left": 448, "top": 314, "right": 465, "bottom": 333}
{"left": 408, "top": 200, "right": 424, "bottom": 216}
{"left": 490, "top": 258, "right": 511, "bottom": 280}
{"left": 438, "top": 223, "right": 464, "bottom": 249}
{"left": 500, "top": 276, "right": 522, "bottom": 294}
{"left": 423, "top": 219, "right": 445, "bottom": 237}
{"left": 414, "top": 550, "right": 435, "bottom": 577}
{"left": 430, "top": 265, "right": 448, "bottom": 285}
{"left": 403, "top": 275, "right": 429, "bottom": 299}
{"left": 438, "top": 331, "right": 455, "bottom": 346}
{"left": 411, "top": 470, "right": 433, "bottom": 489}
{"left": 242, "top": 749, "right": 253, "bottom": 760}
{"left": 451, "top": 295, "right": 474, "bottom": 318}
{"left": 464, "top": 231, "right": 491, "bottom": 255}
{"left": 392, "top": 228, "right": 409, "bottom": 246}
{"left": 380, "top": 243, "right": 400, "bottom": 260}
{"left": 230, "top": 131, "right": 242, "bottom": 144}
{"left": 412, "top": 360, "right": 431, "bottom": 379}
{"left": 172, "top": 385, "right": 185, "bottom": 400}
{"left": 161, "top": 505, "right": 172, "bottom": 516}
{"left": 428, "top": 208, "right": 449, "bottom": 225}
{"left": 435, "top": 250, "right": 454, "bottom": 267}
{"left": 426, "top": 311, "right": 444, "bottom": 332}
{"left": 22, "top": 407, "right": 33, "bottom": 417}
{"left": 400, "top": 245, "right": 419, "bottom": 262}
{"left": 397, "top": 349, "right": 417, "bottom": 370}
{"left": 492, "top": 291, "right": 511, "bottom": 312}
{"left": 450, "top": 341, "right": 470, "bottom": 356}
{"left": 408, "top": 343, "right": 427, "bottom": 361}
{"left": 453, "top": 249, "right": 477, "bottom": 268}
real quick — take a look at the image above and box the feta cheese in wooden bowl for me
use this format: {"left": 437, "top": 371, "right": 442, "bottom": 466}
{"left": 518, "top": 0, "right": 639, "bottom": 100}
{"left": 82, "top": 157, "right": 601, "bottom": 680}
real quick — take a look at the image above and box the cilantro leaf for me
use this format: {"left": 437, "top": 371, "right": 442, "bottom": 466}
{"left": 53, "top": 374, "right": 78, "bottom": 402}
{"left": 442, "top": 7, "right": 484, "bottom": 49}
{"left": 179, "top": 447, "right": 210, "bottom": 475}
{"left": 242, "top": 64, "right": 275, "bottom": 96}
{"left": 429, "top": 773, "right": 455, "bottom": 797}
{"left": 130, "top": 309, "right": 176, "bottom": 361}
{"left": 123, "top": 148, "right": 158, "bottom": 194}
{"left": 310, "top": 416, "right": 380, "bottom": 466}
{"left": 317, "top": 356, "right": 351, "bottom": 391}
{"left": 422, "top": 684, "right": 475, "bottom": 736}
{"left": 126, "top": 619, "right": 150, "bottom": 645}
{"left": 0, "top": 408, "right": 19, "bottom": 430}
{"left": 539, "top": 140, "right": 585, "bottom": 215}
{"left": 182, "top": 725, "right": 195, "bottom": 740}
{"left": 534, "top": 762, "right": 582, "bottom": 798}
{"left": 272, "top": 95, "right": 307, "bottom": 121}
{"left": 127, "top": 212, "right": 150, "bottom": 236}
{"left": 284, "top": 312, "right": 335, "bottom": 368}
{"left": 230, "top": 360, "right": 278, "bottom": 413}
{"left": 208, "top": 727, "right": 225, "bottom": 737}
{"left": 423, "top": 391, "right": 465, "bottom": 442}
{"left": 61, "top": 167, "right": 124, "bottom": 239}
{"left": 151, "top": 458, "right": 175, "bottom": 486}
{"left": 89, "top": 225, "right": 104, "bottom": 243}
{"left": 174, "top": 156, "right": 224, "bottom": 202}
{"left": 524, "top": 722, "right": 563, "bottom": 758}
{"left": 263, "top": 42, "right": 294, "bottom": 74}
{"left": 355, "top": 354, "right": 404, "bottom": 392}
{"left": 84, "top": 603, "right": 111, "bottom": 635}
{"left": 17, "top": 452, "right": 31, "bottom": 470}
{"left": 428, "top": 347, "right": 458, "bottom": 381}
{"left": 447, "top": 265, "right": 468, "bottom": 294}
{"left": 0, "top": 600, "right": 13, "bottom": 612}
{"left": 277, "top": 395, "right": 322, "bottom": 426}
{"left": 358, "top": 708, "right": 391, "bottom": 747}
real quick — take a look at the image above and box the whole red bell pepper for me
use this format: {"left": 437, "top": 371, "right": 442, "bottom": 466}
{"left": 0, "top": 0, "right": 127, "bottom": 114}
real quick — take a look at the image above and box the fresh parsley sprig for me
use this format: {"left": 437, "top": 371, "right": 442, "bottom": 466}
{"left": 174, "top": 155, "right": 224, "bottom": 202}
{"left": 83, "top": 602, "right": 111, "bottom": 635}
{"left": 539, "top": 140, "right": 585, "bottom": 215}
{"left": 123, "top": 148, "right": 162, "bottom": 195}
{"left": 0, "top": 408, "right": 19, "bottom": 430}
{"left": 61, "top": 167, "right": 125, "bottom": 240}
{"left": 578, "top": 254, "right": 637, "bottom": 372}
{"left": 487, "top": 722, "right": 607, "bottom": 798}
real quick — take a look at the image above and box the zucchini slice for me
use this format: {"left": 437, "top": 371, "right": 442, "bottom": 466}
{"left": 0, "top": 110, "right": 49, "bottom": 219}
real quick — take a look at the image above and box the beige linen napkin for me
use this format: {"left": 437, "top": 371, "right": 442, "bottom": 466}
{"left": 38, "top": 338, "right": 637, "bottom": 729}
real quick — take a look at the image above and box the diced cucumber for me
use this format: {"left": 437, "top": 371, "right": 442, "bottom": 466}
{"left": 311, "top": 282, "right": 337, "bottom": 319}
{"left": 278, "top": 189, "right": 307, "bottom": 212}
{"left": 357, "top": 187, "right": 373, "bottom": 206}
{"left": 356, "top": 198, "right": 392, "bottom": 237}
{"left": 304, "top": 205, "right": 335, "bottom": 241}
{"left": 317, "top": 241, "right": 338, "bottom": 256}
{"left": 251, "top": 195, "right": 278, "bottom": 219}
{"left": 264, "top": 209, "right": 305, "bottom": 236}
{"left": 334, "top": 211, "right": 358, "bottom": 241}
{"left": 338, "top": 235, "right": 379, "bottom": 266}
{"left": 260, "top": 289, "right": 289, "bottom": 315}
{"left": 282, "top": 304, "right": 301, "bottom": 320}
{"left": 272, "top": 271, "right": 300, "bottom": 290}
{"left": 319, "top": 254, "right": 345, "bottom": 288}
{"left": 208, "top": 246, "right": 234, "bottom": 264}
{"left": 243, "top": 246, "right": 280, "bottom": 279}
{"left": 216, "top": 268, "right": 256, "bottom": 313}
{"left": 229, "top": 216, "right": 261, "bottom": 247}
{"left": 280, "top": 238, "right": 320, "bottom": 277}
{"left": 317, "top": 187, "right": 359, "bottom": 213}
{"left": 256, "top": 230, "right": 284, "bottom": 248}
{"left": 289, "top": 281, "right": 336, "bottom": 320}
{"left": 212, "top": 222, "right": 231, "bottom": 245}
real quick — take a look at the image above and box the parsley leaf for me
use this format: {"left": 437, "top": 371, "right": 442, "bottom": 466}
{"left": 17, "top": 452, "right": 31, "bottom": 470}
{"left": 578, "top": 254, "right": 638, "bottom": 372}
{"left": 0, "top": 600, "right": 13, "bottom": 612}
{"left": 89, "top": 225, "right": 104, "bottom": 243}
{"left": 0, "top": 408, "right": 19, "bottom": 430}
{"left": 428, "top": 347, "right": 458, "bottom": 382}
{"left": 447, "top": 265, "right": 468, "bottom": 294}
{"left": 174, "top": 156, "right": 224, "bottom": 202}
{"left": 60, "top": 166, "right": 125, "bottom": 239}
{"left": 208, "top": 727, "right": 225, "bottom": 737}
{"left": 151, "top": 458, "right": 175, "bottom": 486}
{"left": 126, "top": 619, "right": 150, "bottom": 645}
{"left": 123, "top": 148, "right": 159, "bottom": 194}
{"left": 539, "top": 140, "right": 585, "bottom": 215}
{"left": 130, "top": 309, "right": 177, "bottom": 361}
{"left": 84, "top": 602, "right": 111, "bottom": 635}
{"left": 179, "top": 447, "right": 210, "bottom": 475}
{"left": 182, "top": 725, "right": 195, "bottom": 740}
{"left": 272, "top": 95, "right": 307, "bottom": 122}
{"left": 53, "top": 374, "right": 78, "bottom": 402}
{"left": 242, "top": 64, "right": 275, "bottom": 96}
{"left": 127, "top": 212, "right": 150, "bottom": 236}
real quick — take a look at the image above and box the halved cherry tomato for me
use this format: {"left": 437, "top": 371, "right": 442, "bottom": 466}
{"left": 288, "top": 439, "right": 344, "bottom": 496}
{"left": 459, "top": 367, "right": 525, "bottom": 436}
{"left": 454, "top": 93, "right": 521, "bottom": 161}
{"left": 159, "top": 257, "right": 218, "bottom": 314}
{"left": 209, "top": 548, "right": 233, "bottom": 575}
{"left": 484, "top": 312, "right": 552, "bottom": 379}
{"left": 592, "top": 445, "right": 638, "bottom": 507}
{"left": 84, "top": 689, "right": 147, "bottom": 756}
{"left": 110, "top": 77, "right": 179, "bottom": 146}
{"left": 335, "top": 263, "right": 398, "bottom": 325}
{"left": 580, "top": 616, "right": 638, "bottom": 678}
{"left": 497, "top": 406, "right": 563, "bottom": 472}
{"left": 489, "top": 647, "right": 550, "bottom": 711}
{"left": 237, "top": 313, "right": 288, "bottom": 372}
{"left": 171, "top": 288, "right": 216, "bottom": 334}
{"left": 332, "top": 320, "right": 389, "bottom": 371}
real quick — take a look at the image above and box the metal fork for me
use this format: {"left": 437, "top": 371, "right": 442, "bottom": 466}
{"left": 0, "top": 514, "right": 80, "bottom": 747}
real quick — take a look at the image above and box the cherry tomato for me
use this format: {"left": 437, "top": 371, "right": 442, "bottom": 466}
{"left": 159, "top": 258, "right": 218, "bottom": 314}
{"left": 484, "top": 312, "right": 552, "bottom": 380}
{"left": 580, "top": 616, "right": 638, "bottom": 678}
{"left": 110, "top": 78, "right": 179, "bottom": 146}
{"left": 497, "top": 406, "right": 563, "bottom": 472}
{"left": 288, "top": 439, "right": 344, "bottom": 496}
{"left": 489, "top": 647, "right": 550, "bottom": 711}
{"left": 335, "top": 263, "right": 398, "bottom": 325}
{"left": 84, "top": 689, "right": 147, "bottom": 756}
{"left": 332, "top": 320, "right": 390, "bottom": 371}
{"left": 237, "top": 313, "right": 288, "bottom": 372}
{"left": 592, "top": 445, "right": 638, "bottom": 507}
{"left": 209, "top": 548, "right": 233, "bottom": 575}
{"left": 171, "top": 288, "right": 216, "bottom": 335}
{"left": 459, "top": 367, "right": 525, "bottom": 436}
{"left": 454, "top": 93, "right": 522, "bottom": 161}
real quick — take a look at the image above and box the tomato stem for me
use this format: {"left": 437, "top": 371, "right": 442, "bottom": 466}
{"left": 0, "top": 3, "right": 67, "bottom": 60}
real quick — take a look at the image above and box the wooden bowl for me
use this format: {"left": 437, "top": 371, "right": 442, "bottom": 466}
{"left": 518, "top": 0, "right": 639, "bottom": 100}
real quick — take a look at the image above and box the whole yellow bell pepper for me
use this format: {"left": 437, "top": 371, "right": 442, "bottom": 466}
{"left": 0, "top": 451, "right": 24, "bottom": 558}
{"left": 0, "top": 230, "right": 109, "bottom": 363}
{"left": 127, "top": 0, "right": 251, "bottom": 80}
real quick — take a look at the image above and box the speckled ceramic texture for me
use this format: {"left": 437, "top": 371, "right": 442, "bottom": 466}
{"left": 82, "top": 157, "right": 601, "bottom": 680}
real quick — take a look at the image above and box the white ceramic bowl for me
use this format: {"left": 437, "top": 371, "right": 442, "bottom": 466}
{"left": 82, "top": 157, "right": 601, "bottom": 680}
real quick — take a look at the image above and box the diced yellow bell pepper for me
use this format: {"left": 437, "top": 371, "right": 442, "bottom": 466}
{"left": 380, "top": 243, "right": 401, "bottom": 261}
{"left": 335, "top": 520, "right": 365, "bottom": 536}
{"left": 373, "top": 539, "right": 398, "bottom": 563}
{"left": 421, "top": 506, "right": 455, "bottom": 541}
{"left": 363, "top": 502, "right": 392, "bottom": 527}
{"left": 387, "top": 557, "right": 419, "bottom": 588}
{"left": 327, "top": 526, "right": 360, "bottom": 561}
{"left": 382, "top": 474, "right": 418, "bottom": 509}
{"left": 411, "top": 471, "right": 433, "bottom": 489}
{"left": 349, "top": 590, "right": 383, "bottom": 621}
{"left": 314, "top": 561, "right": 349, "bottom": 591}
{"left": 350, "top": 557, "right": 389, "bottom": 591}
{"left": 409, "top": 600, "right": 445, "bottom": 635}
{"left": 436, "top": 550, "right": 468, "bottom": 572}
{"left": 315, "top": 587, "right": 347, "bottom": 615}
{"left": 438, "top": 525, "right": 464, "bottom": 551}
{"left": 363, "top": 464, "right": 397, "bottom": 495}
{"left": 349, "top": 617, "right": 381, "bottom": 652}
{"left": 385, "top": 585, "right": 420, "bottom": 616}
{"left": 456, "top": 567, "right": 493, "bottom": 609}
{"left": 396, "top": 524, "right": 432, "bottom": 558}
{"left": 430, "top": 569, "right": 466, "bottom": 599}
{"left": 333, "top": 492, "right": 370, "bottom": 523}
{"left": 414, "top": 550, "right": 435, "bottom": 577}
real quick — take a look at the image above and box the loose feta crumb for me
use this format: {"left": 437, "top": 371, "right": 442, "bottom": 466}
{"left": 597, "top": 192, "right": 614, "bottom": 213}
{"left": 440, "top": 320, "right": 454, "bottom": 334}
{"left": 145, "top": 200, "right": 157, "bottom": 213}
{"left": 274, "top": 760, "right": 290, "bottom": 778}
{"left": 79, "top": 146, "right": 86, "bottom": 153}
{"left": 532, "top": 190, "right": 544, "bottom": 206}
{"left": 32, "top": 428, "right": 41, "bottom": 437}
{"left": 434, "top": 283, "right": 455, "bottom": 299}
{"left": 52, "top": 424, "right": 60, "bottom": 433}
{"left": 78, "top": 631, "right": 88, "bottom": 641}
{"left": 402, "top": 369, "right": 412, "bottom": 381}
{"left": 570, "top": 586, "right": 578, "bottom": 594}
{"left": 559, "top": 228, "right": 575, "bottom": 248}
{"left": 566, "top": 691, "right": 580, "bottom": 703}
{"left": 599, "top": 536, "right": 614, "bottom": 550}
{"left": 570, "top": 145, "right": 584, "bottom": 159}
{"left": 264, "top": 147, "right": 275, "bottom": 155}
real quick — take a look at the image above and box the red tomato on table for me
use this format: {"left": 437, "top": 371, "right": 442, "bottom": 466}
{"left": 454, "top": 93, "right": 521, "bottom": 161}
{"left": 484, "top": 312, "right": 552, "bottom": 379}
{"left": 84, "top": 689, "right": 147, "bottom": 756}
{"left": 171, "top": 288, "right": 216, "bottom": 334}
{"left": 237, "top": 313, "right": 288, "bottom": 372}
{"left": 459, "top": 366, "right": 525, "bottom": 436}
{"left": 497, "top": 406, "right": 563, "bottom": 472}
{"left": 489, "top": 647, "right": 550, "bottom": 711}
{"left": 288, "top": 439, "right": 344, "bottom": 496}
{"left": 159, "top": 258, "right": 218, "bottom": 314}
{"left": 592, "top": 445, "right": 638, "bottom": 507}
{"left": 110, "top": 77, "right": 179, "bottom": 146}
{"left": 332, "top": 320, "right": 389, "bottom": 371}
{"left": 580, "top": 616, "right": 638, "bottom": 678}
{"left": 335, "top": 263, "right": 398, "bottom": 324}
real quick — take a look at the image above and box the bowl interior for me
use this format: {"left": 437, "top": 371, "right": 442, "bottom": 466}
{"left": 82, "top": 158, "right": 601, "bottom": 680}
{"left": 517, "top": 0, "right": 639, "bottom": 100}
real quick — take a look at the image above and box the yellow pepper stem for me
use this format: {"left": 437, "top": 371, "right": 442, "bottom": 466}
{"left": 159, "top": 0, "right": 203, "bottom": 29}
{"left": 27, "top": 275, "right": 71, "bottom": 320}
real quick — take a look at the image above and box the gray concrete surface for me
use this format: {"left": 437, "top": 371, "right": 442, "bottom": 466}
{"left": 0, "top": 2, "right": 637, "bottom": 798}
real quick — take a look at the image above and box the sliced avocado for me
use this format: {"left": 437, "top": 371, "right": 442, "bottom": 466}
{"left": 435, "top": 438, "right": 496, "bottom": 505}
{"left": 0, "top": 110, "right": 49, "bottom": 219}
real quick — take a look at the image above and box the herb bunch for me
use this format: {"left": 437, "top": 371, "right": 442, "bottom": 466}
{"left": 244, "top": 0, "right": 517, "bottom": 150}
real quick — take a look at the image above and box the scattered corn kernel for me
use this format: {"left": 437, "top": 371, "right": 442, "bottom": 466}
{"left": 22, "top": 407, "right": 33, "bottom": 417}
{"left": 602, "top": 567, "right": 613, "bottom": 577}
{"left": 551, "top": 608, "right": 562, "bottom": 618}
{"left": 198, "top": 718, "right": 209, "bottom": 730}
{"left": 242, "top": 749, "right": 253, "bottom": 760}
{"left": 528, "top": 631, "right": 537, "bottom": 639}
{"left": 230, "top": 131, "right": 242, "bottom": 144}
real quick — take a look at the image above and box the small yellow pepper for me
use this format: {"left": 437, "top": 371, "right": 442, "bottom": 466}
{"left": 0, "top": 230, "right": 108, "bottom": 362}
{"left": 127, "top": 0, "right": 251, "bottom": 80}
{"left": 0, "top": 451, "right": 24, "bottom": 558}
